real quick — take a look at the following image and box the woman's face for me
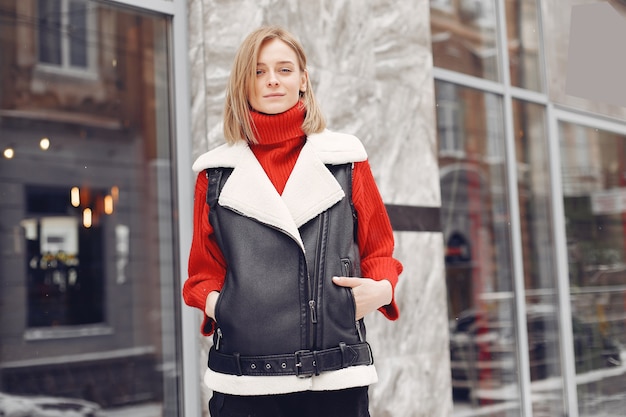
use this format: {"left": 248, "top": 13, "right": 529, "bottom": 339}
{"left": 248, "top": 38, "right": 307, "bottom": 115}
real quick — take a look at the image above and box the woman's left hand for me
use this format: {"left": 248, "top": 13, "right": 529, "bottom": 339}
{"left": 332, "top": 276, "right": 392, "bottom": 320}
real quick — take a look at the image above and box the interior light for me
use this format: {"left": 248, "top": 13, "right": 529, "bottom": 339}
{"left": 40, "top": 137, "right": 50, "bottom": 150}
{"left": 71, "top": 187, "right": 80, "bottom": 207}
{"left": 3, "top": 147, "right": 14, "bottom": 159}
{"left": 83, "top": 208, "right": 92, "bottom": 228}
{"left": 104, "top": 195, "right": 114, "bottom": 215}
{"left": 111, "top": 185, "right": 119, "bottom": 202}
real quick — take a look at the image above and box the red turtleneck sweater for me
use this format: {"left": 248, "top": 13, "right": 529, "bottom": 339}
{"left": 184, "top": 104, "right": 402, "bottom": 335}
{"left": 248, "top": 103, "right": 307, "bottom": 195}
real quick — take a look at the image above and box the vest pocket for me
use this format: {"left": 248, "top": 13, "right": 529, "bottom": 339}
{"left": 213, "top": 285, "right": 225, "bottom": 325}
{"left": 340, "top": 257, "right": 366, "bottom": 343}
{"left": 341, "top": 258, "right": 355, "bottom": 277}
{"left": 340, "top": 258, "right": 358, "bottom": 321}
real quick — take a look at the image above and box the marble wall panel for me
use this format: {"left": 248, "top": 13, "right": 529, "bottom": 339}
{"left": 368, "top": 232, "right": 451, "bottom": 417}
{"left": 186, "top": 0, "right": 450, "bottom": 415}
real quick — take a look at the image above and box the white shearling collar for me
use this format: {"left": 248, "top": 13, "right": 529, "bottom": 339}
{"left": 191, "top": 129, "right": 367, "bottom": 171}
{"left": 191, "top": 129, "right": 367, "bottom": 249}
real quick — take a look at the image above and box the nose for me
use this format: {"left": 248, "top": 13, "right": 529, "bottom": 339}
{"left": 267, "top": 71, "right": 279, "bottom": 87}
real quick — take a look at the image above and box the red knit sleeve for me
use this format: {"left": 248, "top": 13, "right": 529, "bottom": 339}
{"left": 182, "top": 171, "right": 227, "bottom": 335}
{"left": 353, "top": 160, "right": 403, "bottom": 320}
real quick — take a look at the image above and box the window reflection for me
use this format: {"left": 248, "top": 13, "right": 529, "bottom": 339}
{"left": 430, "top": 0, "right": 500, "bottom": 81}
{"left": 436, "top": 81, "right": 521, "bottom": 413}
{"left": 512, "top": 100, "right": 564, "bottom": 414}
{"left": 37, "top": 0, "right": 94, "bottom": 75}
{"left": 0, "top": 1, "right": 178, "bottom": 415}
{"left": 505, "top": 0, "right": 543, "bottom": 91}
{"left": 437, "top": 82, "right": 465, "bottom": 155}
{"left": 560, "top": 123, "right": 626, "bottom": 416}
{"left": 23, "top": 186, "right": 108, "bottom": 328}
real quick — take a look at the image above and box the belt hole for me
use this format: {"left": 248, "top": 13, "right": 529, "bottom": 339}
{"left": 250, "top": 364, "right": 256, "bottom": 369}
{"left": 265, "top": 363, "right": 271, "bottom": 370}
{"left": 281, "top": 362, "right": 287, "bottom": 369}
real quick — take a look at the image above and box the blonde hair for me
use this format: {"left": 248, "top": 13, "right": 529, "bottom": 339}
{"left": 223, "top": 26, "right": 326, "bottom": 144}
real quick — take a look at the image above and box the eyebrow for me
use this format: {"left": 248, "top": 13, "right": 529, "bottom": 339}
{"left": 256, "top": 60, "right": 296, "bottom": 66}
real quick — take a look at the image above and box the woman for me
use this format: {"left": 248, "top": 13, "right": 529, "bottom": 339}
{"left": 183, "top": 25, "right": 403, "bottom": 417}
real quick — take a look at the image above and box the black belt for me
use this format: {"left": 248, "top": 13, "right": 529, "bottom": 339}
{"left": 208, "top": 342, "right": 373, "bottom": 378}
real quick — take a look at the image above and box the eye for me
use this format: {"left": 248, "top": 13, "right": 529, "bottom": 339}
{"left": 279, "top": 68, "right": 293, "bottom": 73}
{"left": 255, "top": 69, "right": 265, "bottom": 76}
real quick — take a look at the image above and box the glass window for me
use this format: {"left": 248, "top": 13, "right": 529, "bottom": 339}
{"left": 504, "top": 0, "right": 543, "bottom": 91}
{"left": 559, "top": 122, "right": 626, "bottom": 416}
{"left": 512, "top": 99, "right": 565, "bottom": 415}
{"left": 430, "top": 0, "right": 500, "bottom": 81}
{"left": 37, "top": 0, "right": 63, "bottom": 65}
{"left": 0, "top": 1, "right": 180, "bottom": 415}
{"left": 37, "top": 0, "right": 93, "bottom": 73}
{"left": 437, "top": 82, "right": 466, "bottom": 155}
{"left": 22, "top": 185, "right": 107, "bottom": 328}
{"left": 437, "top": 81, "right": 522, "bottom": 414}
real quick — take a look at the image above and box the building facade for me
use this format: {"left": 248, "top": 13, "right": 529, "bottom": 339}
{"left": 0, "top": 1, "right": 625, "bottom": 416}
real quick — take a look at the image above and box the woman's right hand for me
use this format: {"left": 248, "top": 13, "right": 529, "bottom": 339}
{"left": 205, "top": 291, "right": 220, "bottom": 320}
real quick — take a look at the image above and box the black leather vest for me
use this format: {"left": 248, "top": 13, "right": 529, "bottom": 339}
{"left": 206, "top": 164, "right": 366, "bottom": 358}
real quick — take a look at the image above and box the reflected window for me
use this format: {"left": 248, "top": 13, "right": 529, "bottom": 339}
{"left": 485, "top": 93, "right": 504, "bottom": 161}
{"left": 505, "top": 0, "right": 543, "bottom": 91}
{"left": 437, "top": 82, "right": 465, "bottom": 155}
{"left": 23, "top": 186, "right": 107, "bottom": 328}
{"left": 37, "top": 0, "right": 93, "bottom": 72}
{"left": 430, "top": 0, "right": 500, "bottom": 81}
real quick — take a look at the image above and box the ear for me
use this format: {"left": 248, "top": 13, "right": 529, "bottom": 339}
{"left": 300, "top": 69, "right": 308, "bottom": 93}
